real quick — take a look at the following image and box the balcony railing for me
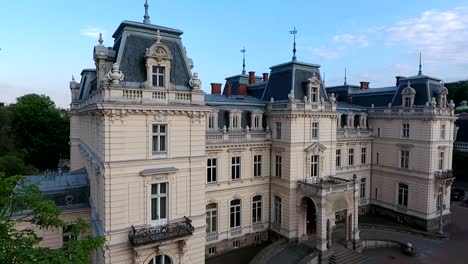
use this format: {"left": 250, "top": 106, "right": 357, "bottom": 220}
{"left": 368, "top": 105, "right": 454, "bottom": 116}
{"left": 206, "top": 129, "right": 271, "bottom": 144}
{"left": 434, "top": 169, "right": 455, "bottom": 181}
{"left": 337, "top": 128, "right": 372, "bottom": 139}
{"left": 454, "top": 142, "right": 468, "bottom": 152}
{"left": 297, "top": 177, "right": 354, "bottom": 197}
{"left": 128, "top": 217, "right": 194, "bottom": 247}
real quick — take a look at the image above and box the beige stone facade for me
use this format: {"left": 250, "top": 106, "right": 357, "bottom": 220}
{"left": 64, "top": 13, "right": 457, "bottom": 264}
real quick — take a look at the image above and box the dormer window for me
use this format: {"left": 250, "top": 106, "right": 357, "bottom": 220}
{"left": 305, "top": 74, "right": 321, "bottom": 103}
{"left": 145, "top": 38, "right": 172, "bottom": 89}
{"left": 207, "top": 112, "right": 218, "bottom": 131}
{"left": 311, "top": 87, "right": 318, "bottom": 102}
{"left": 152, "top": 66, "right": 165, "bottom": 87}
{"left": 229, "top": 110, "right": 242, "bottom": 131}
{"left": 401, "top": 81, "right": 416, "bottom": 108}
{"left": 250, "top": 110, "right": 264, "bottom": 131}
{"left": 233, "top": 116, "right": 239, "bottom": 128}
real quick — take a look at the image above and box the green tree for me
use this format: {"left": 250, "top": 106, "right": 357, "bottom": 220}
{"left": 0, "top": 173, "right": 104, "bottom": 264}
{"left": 0, "top": 104, "right": 15, "bottom": 156}
{"left": 446, "top": 81, "right": 468, "bottom": 106}
{"left": 11, "top": 94, "right": 70, "bottom": 170}
{"left": 0, "top": 153, "right": 37, "bottom": 177}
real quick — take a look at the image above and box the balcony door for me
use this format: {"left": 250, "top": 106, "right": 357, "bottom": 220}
{"left": 151, "top": 183, "right": 168, "bottom": 226}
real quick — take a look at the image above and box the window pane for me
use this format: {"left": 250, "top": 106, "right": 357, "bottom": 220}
{"left": 160, "top": 197, "right": 166, "bottom": 219}
{"left": 159, "top": 125, "right": 166, "bottom": 133}
{"left": 160, "top": 183, "right": 166, "bottom": 194}
{"left": 212, "top": 216, "right": 217, "bottom": 232}
{"left": 152, "top": 184, "right": 158, "bottom": 194}
{"left": 151, "top": 198, "right": 158, "bottom": 220}
{"left": 152, "top": 136, "right": 158, "bottom": 151}
{"left": 160, "top": 136, "right": 166, "bottom": 151}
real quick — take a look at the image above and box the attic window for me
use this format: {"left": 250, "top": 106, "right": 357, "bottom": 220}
{"left": 152, "top": 66, "right": 165, "bottom": 87}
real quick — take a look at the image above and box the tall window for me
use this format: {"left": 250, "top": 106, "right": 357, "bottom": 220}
{"left": 254, "top": 116, "right": 260, "bottom": 128}
{"left": 230, "top": 199, "right": 241, "bottom": 228}
{"left": 439, "top": 152, "right": 445, "bottom": 170}
{"left": 232, "top": 116, "right": 239, "bottom": 129}
{"left": 376, "top": 152, "right": 380, "bottom": 165}
{"left": 402, "top": 123, "right": 410, "bottom": 138}
{"left": 206, "top": 203, "right": 217, "bottom": 233}
{"left": 311, "top": 87, "right": 318, "bottom": 102}
{"left": 254, "top": 155, "right": 262, "bottom": 177}
{"left": 361, "top": 148, "right": 367, "bottom": 164}
{"left": 398, "top": 183, "right": 408, "bottom": 207}
{"left": 441, "top": 124, "right": 446, "bottom": 140}
{"left": 275, "top": 155, "right": 282, "bottom": 178}
{"left": 231, "top": 157, "right": 241, "bottom": 180}
{"left": 207, "top": 158, "right": 217, "bottom": 183}
{"left": 252, "top": 195, "right": 262, "bottom": 223}
{"left": 404, "top": 97, "right": 411, "bottom": 107}
{"left": 377, "top": 128, "right": 381, "bottom": 137}
{"left": 276, "top": 122, "right": 282, "bottom": 139}
{"left": 348, "top": 148, "right": 354, "bottom": 166}
{"left": 312, "top": 122, "right": 319, "bottom": 139}
{"left": 208, "top": 115, "right": 215, "bottom": 129}
{"left": 152, "top": 125, "right": 167, "bottom": 152}
{"left": 311, "top": 155, "right": 319, "bottom": 177}
{"left": 336, "top": 149, "right": 341, "bottom": 167}
{"left": 400, "top": 150, "right": 409, "bottom": 169}
{"left": 151, "top": 183, "right": 168, "bottom": 226}
{"left": 274, "top": 196, "right": 282, "bottom": 224}
{"left": 152, "top": 66, "right": 165, "bottom": 87}
{"left": 148, "top": 255, "right": 172, "bottom": 264}
{"left": 437, "top": 187, "right": 443, "bottom": 209}
{"left": 360, "top": 178, "right": 366, "bottom": 198}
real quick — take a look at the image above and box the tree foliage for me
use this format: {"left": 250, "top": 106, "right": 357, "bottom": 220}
{"left": 0, "top": 173, "right": 105, "bottom": 264}
{"left": 9, "top": 94, "right": 70, "bottom": 170}
{"left": 446, "top": 81, "right": 468, "bottom": 107}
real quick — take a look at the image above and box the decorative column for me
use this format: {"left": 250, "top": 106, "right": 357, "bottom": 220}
{"left": 337, "top": 115, "right": 342, "bottom": 129}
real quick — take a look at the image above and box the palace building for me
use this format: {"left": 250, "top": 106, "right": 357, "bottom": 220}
{"left": 51, "top": 2, "right": 459, "bottom": 263}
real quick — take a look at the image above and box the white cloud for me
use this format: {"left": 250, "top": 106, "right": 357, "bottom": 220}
{"left": 385, "top": 7, "right": 468, "bottom": 65}
{"left": 332, "top": 34, "right": 369, "bottom": 48}
{"left": 310, "top": 48, "right": 341, "bottom": 60}
{"left": 80, "top": 27, "right": 107, "bottom": 38}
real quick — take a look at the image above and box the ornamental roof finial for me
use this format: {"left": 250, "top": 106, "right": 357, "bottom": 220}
{"left": 143, "top": 0, "right": 150, "bottom": 24}
{"left": 98, "top": 33, "right": 103, "bottom": 46}
{"left": 241, "top": 47, "right": 246, "bottom": 75}
{"left": 289, "top": 27, "right": 298, "bottom": 62}
{"left": 344, "top": 68, "right": 347, "bottom": 85}
{"left": 156, "top": 29, "right": 161, "bottom": 43}
{"left": 418, "top": 52, "right": 423, "bottom": 75}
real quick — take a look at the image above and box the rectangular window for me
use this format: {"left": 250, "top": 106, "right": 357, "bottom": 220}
{"left": 230, "top": 200, "right": 241, "bottom": 228}
{"left": 151, "top": 182, "right": 168, "bottom": 226}
{"left": 377, "top": 128, "right": 380, "bottom": 137}
{"left": 360, "top": 178, "right": 366, "bottom": 198}
{"left": 361, "top": 148, "right": 367, "bottom": 164}
{"left": 253, "top": 155, "right": 262, "bottom": 177}
{"left": 233, "top": 240, "right": 240, "bottom": 248}
{"left": 206, "top": 204, "right": 217, "bottom": 233}
{"left": 336, "top": 149, "right": 341, "bottom": 167}
{"left": 252, "top": 196, "right": 262, "bottom": 223}
{"left": 376, "top": 152, "right": 380, "bottom": 165}
{"left": 398, "top": 183, "right": 409, "bottom": 207}
{"left": 208, "top": 246, "right": 216, "bottom": 255}
{"left": 152, "top": 66, "right": 165, "bottom": 87}
{"left": 312, "top": 122, "right": 319, "bottom": 139}
{"left": 274, "top": 196, "right": 282, "bottom": 224}
{"left": 404, "top": 97, "right": 411, "bottom": 107}
{"left": 348, "top": 148, "right": 354, "bottom": 166}
{"left": 275, "top": 155, "right": 282, "bottom": 178}
{"left": 207, "top": 158, "right": 217, "bottom": 183}
{"left": 400, "top": 150, "right": 409, "bottom": 169}
{"left": 311, "top": 155, "right": 319, "bottom": 177}
{"left": 441, "top": 124, "right": 446, "bottom": 140}
{"left": 439, "top": 152, "right": 445, "bottom": 170}
{"left": 62, "top": 225, "right": 76, "bottom": 244}
{"left": 152, "top": 124, "right": 167, "bottom": 152}
{"left": 276, "top": 122, "right": 282, "bottom": 139}
{"left": 231, "top": 157, "right": 241, "bottom": 180}
{"left": 254, "top": 116, "right": 260, "bottom": 128}
{"left": 437, "top": 188, "right": 443, "bottom": 209}
{"left": 311, "top": 88, "right": 318, "bottom": 102}
{"left": 402, "top": 123, "right": 410, "bottom": 138}
{"left": 208, "top": 115, "right": 215, "bottom": 129}
{"left": 232, "top": 116, "right": 239, "bottom": 128}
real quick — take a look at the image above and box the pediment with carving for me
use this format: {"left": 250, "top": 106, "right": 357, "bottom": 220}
{"left": 145, "top": 42, "right": 172, "bottom": 62}
{"left": 305, "top": 142, "right": 327, "bottom": 154}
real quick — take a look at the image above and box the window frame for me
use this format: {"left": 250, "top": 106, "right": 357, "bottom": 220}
{"left": 441, "top": 124, "right": 446, "bottom": 140}
{"left": 398, "top": 183, "right": 409, "bottom": 207}
{"left": 230, "top": 199, "right": 241, "bottom": 229}
{"left": 252, "top": 195, "right": 262, "bottom": 224}
{"left": 150, "top": 182, "right": 169, "bottom": 226}
{"left": 206, "top": 203, "right": 218, "bottom": 234}
{"left": 402, "top": 123, "right": 410, "bottom": 138}
{"left": 348, "top": 148, "right": 354, "bottom": 166}
{"left": 311, "top": 122, "right": 319, "bottom": 139}
{"left": 336, "top": 149, "right": 341, "bottom": 167}
{"left": 152, "top": 124, "right": 167, "bottom": 154}
{"left": 438, "top": 151, "right": 445, "bottom": 170}
{"left": 360, "top": 178, "right": 366, "bottom": 198}
{"left": 152, "top": 66, "right": 165, "bottom": 87}
{"left": 231, "top": 156, "right": 241, "bottom": 180}
{"left": 275, "top": 122, "right": 282, "bottom": 139}
{"left": 311, "top": 155, "right": 319, "bottom": 178}
{"left": 253, "top": 155, "right": 262, "bottom": 177}
{"left": 361, "top": 147, "right": 367, "bottom": 164}
{"left": 400, "top": 150, "right": 409, "bottom": 169}
{"left": 275, "top": 155, "right": 282, "bottom": 178}
{"left": 274, "top": 196, "right": 282, "bottom": 224}
{"left": 207, "top": 158, "right": 217, "bottom": 183}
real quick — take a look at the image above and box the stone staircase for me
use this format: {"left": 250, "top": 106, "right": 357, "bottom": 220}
{"left": 329, "top": 245, "right": 369, "bottom": 264}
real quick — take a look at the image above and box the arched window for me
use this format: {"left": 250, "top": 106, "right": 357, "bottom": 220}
{"left": 230, "top": 199, "right": 241, "bottom": 228}
{"left": 147, "top": 255, "right": 172, "bottom": 264}
{"left": 206, "top": 203, "right": 217, "bottom": 233}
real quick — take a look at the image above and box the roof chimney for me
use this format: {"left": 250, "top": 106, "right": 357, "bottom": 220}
{"left": 262, "top": 73, "right": 269, "bottom": 82}
{"left": 238, "top": 84, "right": 247, "bottom": 96}
{"left": 211, "top": 83, "right": 222, "bottom": 95}
{"left": 226, "top": 83, "right": 232, "bottom": 97}
{"left": 360, "top": 81, "right": 369, "bottom": 90}
{"left": 249, "top": 71, "right": 256, "bottom": 84}
{"left": 396, "top": 76, "right": 405, "bottom": 86}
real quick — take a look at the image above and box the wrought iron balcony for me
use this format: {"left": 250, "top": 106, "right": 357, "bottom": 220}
{"left": 128, "top": 217, "right": 194, "bottom": 247}
{"left": 434, "top": 169, "right": 455, "bottom": 181}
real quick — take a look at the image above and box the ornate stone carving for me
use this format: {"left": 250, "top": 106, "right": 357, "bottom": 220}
{"left": 189, "top": 72, "right": 201, "bottom": 90}
{"left": 329, "top": 93, "right": 336, "bottom": 105}
{"left": 106, "top": 63, "right": 124, "bottom": 85}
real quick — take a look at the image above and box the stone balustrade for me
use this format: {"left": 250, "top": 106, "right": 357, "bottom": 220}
{"left": 297, "top": 177, "right": 355, "bottom": 197}
{"left": 454, "top": 142, "right": 468, "bottom": 152}
{"left": 206, "top": 130, "right": 271, "bottom": 144}
{"left": 75, "top": 87, "right": 204, "bottom": 109}
{"left": 337, "top": 128, "right": 372, "bottom": 139}
{"left": 369, "top": 106, "right": 454, "bottom": 116}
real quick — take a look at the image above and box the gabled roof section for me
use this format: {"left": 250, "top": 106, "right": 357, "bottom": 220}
{"left": 262, "top": 61, "right": 327, "bottom": 102}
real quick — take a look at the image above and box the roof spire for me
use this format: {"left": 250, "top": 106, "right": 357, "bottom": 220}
{"left": 289, "top": 27, "right": 298, "bottom": 62}
{"left": 344, "top": 68, "right": 347, "bottom": 85}
{"left": 241, "top": 47, "right": 246, "bottom": 75}
{"left": 143, "top": 0, "right": 150, "bottom": 24}
{"left": 98, "top": 33, "right": 103, "bottom": 46}
{"left": 418, "top": 52, "right": 422, "bottom": 75}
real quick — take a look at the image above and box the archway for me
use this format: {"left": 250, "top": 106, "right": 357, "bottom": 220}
{"left": 304, "top": 197, "right": 316, "bottom": 235}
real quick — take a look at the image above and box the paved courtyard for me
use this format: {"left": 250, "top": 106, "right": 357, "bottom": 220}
{"left": 362, "top": 202, "right": 468, "bottom": 264}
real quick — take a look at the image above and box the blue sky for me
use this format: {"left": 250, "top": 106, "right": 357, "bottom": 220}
{"left": 1, "top": 0, "right": 467, "bottom": 107}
